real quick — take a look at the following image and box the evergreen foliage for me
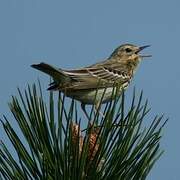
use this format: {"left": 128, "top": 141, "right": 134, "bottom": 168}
{"left": 0, "top": 83, "right": 167, "bottom": 180}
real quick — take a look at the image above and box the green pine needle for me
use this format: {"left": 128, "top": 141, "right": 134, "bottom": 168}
{"left": 0, "top": 83, "right": 167, "bottom": 180}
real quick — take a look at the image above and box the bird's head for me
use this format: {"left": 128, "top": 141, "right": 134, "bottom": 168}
{"left": 110, "top": 44, "right": 151, "bottom": 63}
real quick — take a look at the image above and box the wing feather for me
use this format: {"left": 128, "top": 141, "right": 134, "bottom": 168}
{"left": 59, "top": 61, "right": 131, "bottom": 90}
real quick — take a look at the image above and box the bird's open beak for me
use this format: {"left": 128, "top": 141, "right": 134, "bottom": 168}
{"left": 137, "top": 45, "right": 152, "bottom": 58}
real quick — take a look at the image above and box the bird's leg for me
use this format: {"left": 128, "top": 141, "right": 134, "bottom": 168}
{"left": 81, "top": 103, "right": 91, "bottom": 121}
{"left": 94, "top": 102, "right": 105, "bottom": 118}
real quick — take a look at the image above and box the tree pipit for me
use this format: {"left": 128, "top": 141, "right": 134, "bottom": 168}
{"left": 31, "top": 44, "right": 151, "bottom": 118}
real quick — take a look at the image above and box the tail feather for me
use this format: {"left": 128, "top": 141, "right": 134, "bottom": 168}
{"left": 31, "top": 62, "right": 70, "bottom": 82}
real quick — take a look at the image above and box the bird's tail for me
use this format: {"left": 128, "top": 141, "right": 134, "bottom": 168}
{"left": 31, "top": 63, "right": 71, "bottom": 88}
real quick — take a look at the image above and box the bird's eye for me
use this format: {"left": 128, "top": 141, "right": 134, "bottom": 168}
{"left": 125, "top": 48, "right": 132, "bottom": 53}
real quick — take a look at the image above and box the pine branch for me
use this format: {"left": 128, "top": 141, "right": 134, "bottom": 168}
{"left": 0, "top": 83, "right": 167, "bottom": 180}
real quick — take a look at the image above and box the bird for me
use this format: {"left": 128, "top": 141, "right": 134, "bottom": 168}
{"left": 31, "top": 44, "right": 151, "bottom": 117}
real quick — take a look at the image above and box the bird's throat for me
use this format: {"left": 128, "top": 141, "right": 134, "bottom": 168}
{"left": 126, "top": 57, "right": 140, "bottom": 71}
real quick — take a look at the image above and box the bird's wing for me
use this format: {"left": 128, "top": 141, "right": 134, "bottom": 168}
{"left": 62, "top": 61, "right": 131, "bottom": 90}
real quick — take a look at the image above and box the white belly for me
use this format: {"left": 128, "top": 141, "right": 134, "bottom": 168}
{"left": 67, "top": 87, "right": 124, "bottom": 104}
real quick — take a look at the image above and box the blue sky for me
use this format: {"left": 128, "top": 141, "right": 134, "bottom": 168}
{"left": 0, "top": 0, "right": 179, "bottom": 179}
